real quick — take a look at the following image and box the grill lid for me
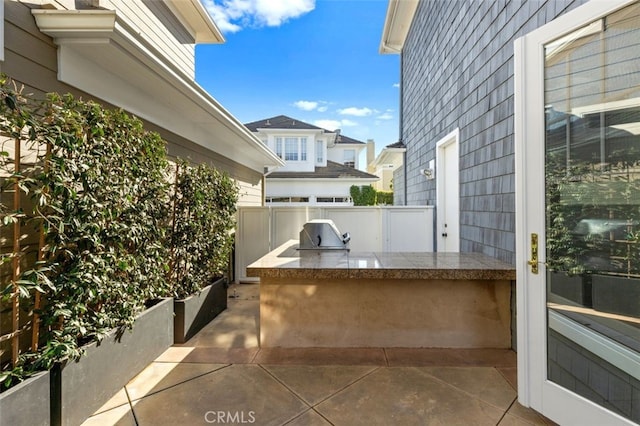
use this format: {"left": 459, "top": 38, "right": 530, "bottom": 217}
{"left": 299, "top": 219, "right": 350, "bottom": 250}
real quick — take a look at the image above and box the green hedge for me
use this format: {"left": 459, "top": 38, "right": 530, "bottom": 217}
{"left": 350, "top": 185, "right": 394, "bottom": 206}
{"left": 0, "top": 78, "right": 239, "bottom": 389}
{"left": 170, "top": 160, "right": 238, "bottom": 299}
{"left": 0, "top": 90, "right": 172, "bottom": 379}
{"left": 376, "top": 191, "right": 394, "bottom": 205}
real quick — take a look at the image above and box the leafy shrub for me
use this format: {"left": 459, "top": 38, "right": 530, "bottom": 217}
{"left": 33, "top": 93, "right": 171, "bottom": 366}
{"left": 350, "top": 185, "right": 394, "bottom": 206}
{"left": 0, "top": 77, "right": 242, "bottom": 390}
{"left": 376, "top": 191, "right": 394, "bottom": 205}
{"left": 169, "top": 160, "right": 239, "bottom": 299}
{"left": 350, "top": 185, "right": 377, "bottom": 206}
{"left": 1, "top": 82, "right": 171, "bottom": 385}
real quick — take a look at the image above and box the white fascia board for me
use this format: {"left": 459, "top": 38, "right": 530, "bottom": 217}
{"left": 371, "top": 147, "right": 405, "bottom": 168}
{"left": 379, "top": 0, "right": 419, "bottom": 54}
{"left": 335, "top": 143, "right": 367, "bottom": 148}
{"left": 32, "top": 9, "right": 283, "bottom": 173}
{"left": 31, "top": 9, "right": 117, "bottom": 41}
{"left": 258, "top": 128, "right": 326, "bottom": 135}
{"left": 162, "top": 0, "right": 224, "bottom": 43}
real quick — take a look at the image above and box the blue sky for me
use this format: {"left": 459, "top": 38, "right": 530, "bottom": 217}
{"left": 196, "top": 0, "right": 400, "bottom": 157}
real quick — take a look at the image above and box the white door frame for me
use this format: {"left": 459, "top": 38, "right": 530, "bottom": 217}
{"left": 436, "top": 128, "right": 460, "bottom": 252}
{"left": 514, "top": 1, "right": 638, "bottom": 424}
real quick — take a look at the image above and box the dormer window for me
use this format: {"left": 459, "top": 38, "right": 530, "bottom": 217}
{"left": 275, "top": 137, "right": 307, "bottom": 161}
{"left": 344, "top": 149, "right": 356, "bottom": 168}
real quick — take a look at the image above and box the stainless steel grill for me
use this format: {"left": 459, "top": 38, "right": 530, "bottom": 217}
{"left": 298, "top": 219, "right": 350, "bottom": 250}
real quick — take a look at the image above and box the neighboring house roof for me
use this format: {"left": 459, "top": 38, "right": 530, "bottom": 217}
{"left": 268, "top": 161, "right": 379, "bottom": 180}
{"left": 335, "top": 134, "right": 365, "bottom": 145}
{"left": 369, "top": 141, "right": 406, "bottom": 169}
{"left": 385, "top": 141, "right": 406, "bottom": 149}
{"left": 244, "top": 115, "right": 365, "bottom": 145}
{"left": 245, "top": 115, "right": 325, "bottom": 132}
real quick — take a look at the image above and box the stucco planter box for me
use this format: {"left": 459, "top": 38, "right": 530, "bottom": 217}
{"left": 50, "top": 297, "right": 173, "bottom": 426}
{"left": 174, "top": 277, "right": 227, "bottom": 344}
{"left": 0, "top": 370, "right": 51, "bottom": 426}
{"left": 549, "top": 272, "right": 592, "bottom": 307}
{"left": 592, "top": 275, "right": 640, "bottom": 318}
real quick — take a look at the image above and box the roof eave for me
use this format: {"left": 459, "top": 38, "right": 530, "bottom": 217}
{"left": 379, "top": 0, "right": 420, "bottom": 54}
{"left": 32, "top": 9, "right": 283, "bottom": 173}
{"left": 372, "top": 147, "right": 406, "bottom": 168}
{"left": 336, "top": 141, "right": 366, "bottom": 146}
{"left": 162, "top": 0, "right": 224, "bottom": 43}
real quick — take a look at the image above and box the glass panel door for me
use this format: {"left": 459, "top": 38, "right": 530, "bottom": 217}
{"left": 544, "top": 3, "right": 640, "bottom": 423}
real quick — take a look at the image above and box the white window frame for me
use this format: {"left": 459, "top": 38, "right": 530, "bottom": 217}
{"left": 275, "top": 137, "right": 307, "bottom": 162}
{"left": 344, "top": 149, "right": 356, "bottom": 168}
{"left": 265, "top": 196, "right": 310, "bottom": 204}
{"left": 316, "top": 196, "right": 352, "bottom": 204}
{"left": 316, "top": 140, "right": 324, "bottom": 164}
{"left": 300, "top": 138, "right": 307, "bottom": 161}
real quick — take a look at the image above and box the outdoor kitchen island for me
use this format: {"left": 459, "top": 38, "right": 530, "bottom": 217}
{"left": 247, "top": 239, "right": 516, "bottom": 348}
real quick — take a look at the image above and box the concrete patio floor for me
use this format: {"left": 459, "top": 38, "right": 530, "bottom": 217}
{"left": 82, "top": 283, "right": 554, "bottom": 426}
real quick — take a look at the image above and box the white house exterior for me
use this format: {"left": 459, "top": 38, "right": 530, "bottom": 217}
{"left": 245, "top": 115, "right": 379, "bottom": 205}
{"left": 367, "top": 141, "right": 406, "bottom": 192}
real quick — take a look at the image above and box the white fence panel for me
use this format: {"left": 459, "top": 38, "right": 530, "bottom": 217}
{"left": 271, "top": 207, "right": 322, "bottom": 249}
{"left": 235, "top": 206, "right": 435, "bottom": 282}
{"left": 235, "top": 207, "right": 270, "bottom": 283}
{"left": 323, "top": 207, "right": 383, "bottom": 252}
{"left": 383, "top": 207, "right": 434, "bottom": 252}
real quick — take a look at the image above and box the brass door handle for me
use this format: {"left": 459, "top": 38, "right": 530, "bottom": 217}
{"left": 529, "top": 233, "right": 539, "bottom": 274}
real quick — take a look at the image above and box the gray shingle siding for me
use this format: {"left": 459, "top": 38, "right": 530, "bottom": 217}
{"left": 399, "top": 0, "right": 587, "bottom": 264}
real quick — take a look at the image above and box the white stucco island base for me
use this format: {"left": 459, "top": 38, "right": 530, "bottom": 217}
{"left": 248, "top": 241, "right": 515, "bottom": 348}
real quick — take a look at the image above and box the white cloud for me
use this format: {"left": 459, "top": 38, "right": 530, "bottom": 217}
{"left": 392, "top": 83, "right": 400, "bottom": 88}
{"left": 377, "top": 112, "right": 393, "bottom": 120}
{"left": 337, "top": 107, "right": 374, "bottom": 117}
{"left": 314, "top": 119, "right": 357, "bottom": 131}
{"left": 257, "top": 0, "right": 315, "bottom": 26}
{"left": 294, "top": 100, "right": 319, "bottom": 111}
{"left": 314, "top": 120, "right": 341, "bottom": 131}
{"left": 203, "top": 0, "right": 242, "bottom": 32}
{"left": 293, "top": 100, "right": 330, "bottom": 112}
{"left": 203, "top": 0, "right": 315, "bottom": 33}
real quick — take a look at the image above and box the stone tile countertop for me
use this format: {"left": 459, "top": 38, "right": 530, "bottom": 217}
{"left": 246, "top": 240, "right": 516, "bottom": 280}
